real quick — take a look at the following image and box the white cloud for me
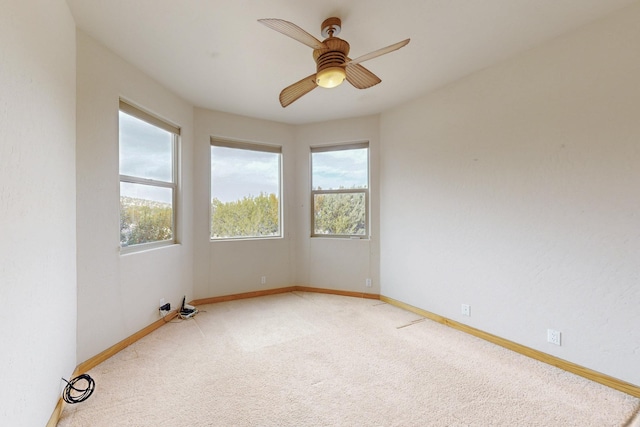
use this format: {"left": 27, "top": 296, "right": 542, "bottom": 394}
{"left": 211, "top": 146, "right": 280, "bottom": 203}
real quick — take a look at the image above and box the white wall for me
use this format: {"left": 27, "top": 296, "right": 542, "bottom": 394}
{"left": 380, "top": 2, "right": 640, "bottom": 386}
{"left": 192, "top": 111, "right": 380, "bottom": 297}
{"left": 295, "top": 116, "right": 381, "bottom": 293}
{"left": 193, "top": 109, "right": 296, "bottom": 298}
{"left": 76, "top": 32, "right": 194, "bottom": 362}
{"left": 0, "top": 0, "right": 77, "bottom": 424}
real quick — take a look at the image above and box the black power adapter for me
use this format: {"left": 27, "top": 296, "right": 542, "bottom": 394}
{"left": 159, "top": 303, "right": 171, "bottom": 311}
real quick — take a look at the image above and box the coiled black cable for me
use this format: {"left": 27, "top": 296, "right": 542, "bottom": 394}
{"left": 62, "top": 374, "right": 95, "bottom": 404}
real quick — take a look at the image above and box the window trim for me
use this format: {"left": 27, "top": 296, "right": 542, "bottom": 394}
{"left": 119, "top": 100, "right": 180, "bottom": 253}
{"left": 310, "top": 141, "right": 370, "bottom": 239}
{"left": 210, "top": 137, "right": 283, "bottom": 241}
{"left": 119, "top": 100, "right": 180, "bottom": 135}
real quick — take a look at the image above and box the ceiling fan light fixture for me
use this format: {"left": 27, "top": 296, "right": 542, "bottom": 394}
{"left": 258, "top": 18, "right": 409, "bottom": 106}
{"left": 316, "top": 67, "right": 346, "bottom": 88}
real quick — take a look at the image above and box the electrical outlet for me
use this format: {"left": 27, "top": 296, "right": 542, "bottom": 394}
{"left": 159, "top": 298, "right": 170, "bottom": 317}
{"left": 461, "top": 304, "right": 471, "bottom": 317}
{"left": 547, "top": 329, "right": 561, "bottom": 346}
{"left": 261, "top": 276, "right": 266, "bottom": 285}
{"left": 365, "top": 278, "right": 372, "bottom": 287}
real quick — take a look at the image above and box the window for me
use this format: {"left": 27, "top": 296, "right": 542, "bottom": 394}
{"left": 119, "top": 101, "right": 179, "bottom": 251}
{"left": 311, "top": 142, "right": 369, "bottom": 238}
{"left": 210, "top": 138, "right": 282, "bottom": 240}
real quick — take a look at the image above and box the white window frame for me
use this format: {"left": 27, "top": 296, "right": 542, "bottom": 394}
{"left": 119, "top": 100, "right": 180, "bottom": 253}
{"left": 310, "top": 142, "right": 370, "bottom": 239}
{"left": 210, "top": 137, "right": 283, "bottom": 241}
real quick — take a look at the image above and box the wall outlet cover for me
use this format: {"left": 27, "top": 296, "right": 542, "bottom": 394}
{"left": 547, "top": 329, "right": 561, "bottom": 346}
{"left": 461, "top": 304, "right": 471, "bottom": 317}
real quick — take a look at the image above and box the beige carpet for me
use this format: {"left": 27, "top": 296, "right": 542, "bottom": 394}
{"left": 58, "top": 292, "right": 639, "bottom": 426}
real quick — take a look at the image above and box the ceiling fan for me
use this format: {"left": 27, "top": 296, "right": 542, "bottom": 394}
{"left": 258, "top": 17, "right": 410, "bottom": 107}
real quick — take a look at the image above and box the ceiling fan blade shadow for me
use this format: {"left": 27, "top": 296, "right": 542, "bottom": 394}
{"left": 258, "top": 19, "right": 327, "bottom": 50}
{"left": 346, "top": 38, "right": 410, "bottom": 66}
{"left": 279, "top": 74, "right": 318, "bottom": 107}
{"left": 345, "top": 63, "right": 381, "bottom": 89}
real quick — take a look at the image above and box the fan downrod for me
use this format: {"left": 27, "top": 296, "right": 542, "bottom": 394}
{"left": 321, "top": 17, "right": 341, "bottom": 38}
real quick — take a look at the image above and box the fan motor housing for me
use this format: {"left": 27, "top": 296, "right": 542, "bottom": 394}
{"left": 313, "top": 37, "right": 350, "bottom": 73}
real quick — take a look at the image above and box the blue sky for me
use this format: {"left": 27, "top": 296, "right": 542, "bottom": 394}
{"left": 120, "top": 110, "right": 368, "bottom": 205}
{"left": 210, "top": 146, "right": 280, "bottom": 203}
{"left": 119, "top": 112, "right": 174, "bottom": 204}
{"left": 210, "top": 146, "right": 368, "bottom": 203}
{"left": 119, "top": 112, "right": 173, "bottom": 181}
{"left": 312, "top": 148, "right": 368, "bottom": 190}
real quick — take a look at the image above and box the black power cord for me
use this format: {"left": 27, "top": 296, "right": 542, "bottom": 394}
{"left": 61, "top": 374, "right": 95, "bottom": 404}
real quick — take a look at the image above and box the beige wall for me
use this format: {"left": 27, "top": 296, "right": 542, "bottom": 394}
{"left": 76, "top": 32, "right": 195, "bottom": 362}
{"left": 193, "top": 108, "right": 296, "bottom": 298}
{"left": 294, "top": 117, "right": 381, "bottom": 293}
{"left": 0, "top": 0, "right": 77, "bottom": 424}
{"left": 192, "top": 111, "right": 380, "bottom": 298}
{"left": 379, "top": 2, "right": 640, "bottom": 386}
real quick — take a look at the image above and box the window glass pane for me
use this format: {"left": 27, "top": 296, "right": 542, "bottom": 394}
{"left": 312, "top": 147, "right": 368, "bottom": 190}
{"left": 119, "top": 111, "right": 173, "bottom": 182}
{"left": 120, "top": 182, "right": 173, "bottom": 247}
{"left": 210, "top": 145, "right": 281, "bottom": 239}
{"left": 313, "top": 192, "right": 366, "bottom": 236}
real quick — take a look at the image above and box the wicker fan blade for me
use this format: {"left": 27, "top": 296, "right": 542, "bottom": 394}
{"left": 279, "top": 74, "right": 318, "bottom": 107}
{"left": 346, "top": 38, "right": 410, "bottom": 66}
{"left": 258, "top": 19, "right": 327, "bottom": 50}
{"left": 345, "top": 62, "right": 381, "bottom": 89}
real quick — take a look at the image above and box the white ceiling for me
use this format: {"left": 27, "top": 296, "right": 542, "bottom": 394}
{"left": 66, "top": 0, "right": 636, "bottom": 125}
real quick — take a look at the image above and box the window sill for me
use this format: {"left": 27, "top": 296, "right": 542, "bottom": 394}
{"left": 120, "top": 240, "right": 178, "bottom": 255}
{"left": 210, "top": 235, "right": 284, "bottom": 243}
